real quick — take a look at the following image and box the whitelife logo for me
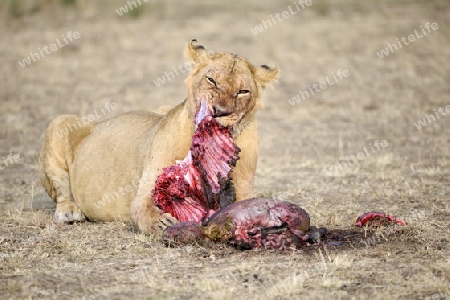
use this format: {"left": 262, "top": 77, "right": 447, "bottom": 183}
{"left": 0, "top": 153, "right": 21, "bottom": 171}
{"left": 250, "top": 0, "right": 313, "bottom": 35}
{"left": 288, "top": 69, "right": 350, "bottom": 106}
{"left": 56, "top": 102, "right": 118, "bottom": 139}
{"left": 324, "top": 140, "right": 389, "bottom": 176}
{"left": 18, "top": 31, "right": 81, "bottom": 68}
{"left": 153, "top": 63, "right": 193, "bottom": 87}
{"left": 413, "top": 105, "right": 450, "bottom": 129}
{"left": 376, "top": 22, "right": 439, "bottom": 58}
{"left": 115, "top": 0, "right": 148, "bottom": 16}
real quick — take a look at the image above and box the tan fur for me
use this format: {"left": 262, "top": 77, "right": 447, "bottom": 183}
{"left": 39, "top": 40, "right": 278, "bottom": 234}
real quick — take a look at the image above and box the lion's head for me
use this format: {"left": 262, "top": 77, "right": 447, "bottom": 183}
{"left": 184, "top": 39, "right": 279, "bottom": 135}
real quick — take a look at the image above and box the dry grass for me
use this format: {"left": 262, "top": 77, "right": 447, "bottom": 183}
{"left": 1, "top": 0, "right": 449, "bottom": 299}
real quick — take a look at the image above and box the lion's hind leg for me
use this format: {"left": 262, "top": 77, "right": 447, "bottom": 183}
{"left": 39, "top": 115, "right": 94, "bottom": 222}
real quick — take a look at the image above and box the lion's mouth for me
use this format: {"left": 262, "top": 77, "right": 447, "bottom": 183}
{"left": 212, "top": 106, "right": 233, "bottom": 118}
{"left": 196, "top": 98, "right": 233, "bottom": 118}
{"left": 196, "top": 99, "right": 239, "bottom": 130}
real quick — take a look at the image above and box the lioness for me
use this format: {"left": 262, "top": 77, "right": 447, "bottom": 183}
{"left": 39, "top": 40, "right": 278, "bottom": 234}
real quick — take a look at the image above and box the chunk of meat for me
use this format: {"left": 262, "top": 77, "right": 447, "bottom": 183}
{"left": 205, "top": 198, "right": 310, "bottom": 250}
{"left": 163, "top": 221, "right": 205, "bottom": 245}
{"left": 152, "top": 100, "right": 240, "bottom": 223}
{"left": 355, "top": 212, "right": 407, "bottom": 226}
{"left": 163, "top": 198, "right": 311, "bottom": 250}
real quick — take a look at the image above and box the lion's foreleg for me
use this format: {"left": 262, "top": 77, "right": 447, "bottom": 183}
{"left": 130, "top": 165, "right": 178, "bottom": 235}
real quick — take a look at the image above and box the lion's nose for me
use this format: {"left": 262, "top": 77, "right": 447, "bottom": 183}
{"left": 212, "top": 105, "right": 232, "bottom": 118}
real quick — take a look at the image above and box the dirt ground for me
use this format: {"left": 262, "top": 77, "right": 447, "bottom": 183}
{"left": 1, "top": 0, "right": 449, "bottom": 299}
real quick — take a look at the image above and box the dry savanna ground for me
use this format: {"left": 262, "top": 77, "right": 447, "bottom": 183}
{"left": 0, "top": 0, "right": 449, "bottom": 299}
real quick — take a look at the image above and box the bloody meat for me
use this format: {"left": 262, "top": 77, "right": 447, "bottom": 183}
{"left": 152, "top": 100, "right": 240, "bottom": 223}
{"left": 163, "top": 198, "right": 311, "bottom": 250}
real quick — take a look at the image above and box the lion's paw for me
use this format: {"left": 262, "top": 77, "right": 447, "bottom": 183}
{"left": 137, "top": 212, "right": 178, "bottom": 235}
{"left": 157, "top": 213, "right": 178, "bottom": 231}
{"left": 55, "top": 201, "right": 85, "bottom": 223}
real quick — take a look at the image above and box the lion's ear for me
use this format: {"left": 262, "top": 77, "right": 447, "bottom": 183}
{"left": 185, "top": 39, "right": 210, "bottom": 63}
{"left": 254, "top": 65, "right": 279, "bottom": 89}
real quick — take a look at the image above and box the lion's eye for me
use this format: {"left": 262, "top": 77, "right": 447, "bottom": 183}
{"left": 206, "top": 77, "right": 216, "bottom": 86}
{"left": 237, "top": 90, "right": 250, "bottom": 96}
